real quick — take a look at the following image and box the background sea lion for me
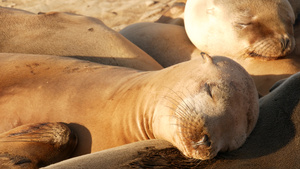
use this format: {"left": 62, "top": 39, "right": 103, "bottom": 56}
{"left": 0, "top": 53, "right": 258, "bottom": 162}
{"left": 120, "top": 21, "right": 300, "bottom": 96}
{"left": 184, "top": 0, "right": 295, "bottom": 60}
{"left": 0, "top": 122, "right": 77, "bottom": 168}
{"left": 0, "top": 7, "right": 162, "bottom": 71}
{"left": 44, "top": 72, "right": 300, "bottom": 169}
{"left": 120, "top": 22, "right": 202, "bottom": 67}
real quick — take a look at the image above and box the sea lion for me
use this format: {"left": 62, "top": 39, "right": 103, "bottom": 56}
{"left": 120, "top": 22, "right": 202, "bottom": 67}
{"left": 120, "top": 21, "right": 300, "bottom": 95}
{"left": 184, "top": 0, "right": 295, "bottom": 60}
{"left": 44, "top": 72, "right": 300, "bottom": 169}
{"left": 43, "top": 140, "right": 174, "bottom": 169}
{"left": 0, "top": 52, "right": 259, "bottom": 161}
{"left": 0, "top": 122, "right": 77, "bottom": 168}
{"left": 0, "top": 7, "right": 162, "bottom": 71}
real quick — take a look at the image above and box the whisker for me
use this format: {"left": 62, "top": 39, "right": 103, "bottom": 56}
{"left": 162, "top": 94, "right": 190, "bottom": 118}
{"left": 194, "top": 159, "right": 203, "bottom": 167}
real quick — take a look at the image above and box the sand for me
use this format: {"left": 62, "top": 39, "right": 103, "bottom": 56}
{"left": 0, "top": 0, "right": 178, "bottom": 31}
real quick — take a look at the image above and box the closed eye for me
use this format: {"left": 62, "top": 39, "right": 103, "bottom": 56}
{"left": 235, "top": 22, "right": 252, "bottom": 29}
{"left": 204, "top": 83, "right": 213, "bottom": 98}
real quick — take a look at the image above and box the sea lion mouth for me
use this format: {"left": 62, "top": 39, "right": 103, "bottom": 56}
{"left": 177, "top": 132, "right": 216, "bottom": 160}
{"left": 247, "top": 51, "right": 286, "bottom": 61}
{"left": 245, "top": 36, "right": 294, "bottom": 60}
{"left": 182, "top": 144, "right": 216, "bottom": 160}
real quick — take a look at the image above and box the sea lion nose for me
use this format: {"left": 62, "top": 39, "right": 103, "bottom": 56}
{"left": 281, "top": 37, "right": 290, "bottom": 51}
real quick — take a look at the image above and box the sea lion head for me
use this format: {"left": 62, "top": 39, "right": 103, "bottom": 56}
{"left": 185, "top": 0, "right": 295, "bottom": 60}
{"left": 153, "top": 53, "right": 259, "bottom": 160}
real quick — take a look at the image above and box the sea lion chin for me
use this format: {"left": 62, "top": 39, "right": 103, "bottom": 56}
{"left": 184, "top": 0, "right": 296, "bottom": 60}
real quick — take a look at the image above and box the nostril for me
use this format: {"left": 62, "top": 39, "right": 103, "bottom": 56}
{"left": 205, "top": 140, "right": 211, "bottom": 147}
{"left": 285, "top": 38, "right": 290, "bottom": 47}
{"left": 281, "top": 38, "right": 290, "bottom": 51}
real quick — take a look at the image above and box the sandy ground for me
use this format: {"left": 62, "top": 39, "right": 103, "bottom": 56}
{"left": 0, "top": 0, "right": 178, "bottom": 31}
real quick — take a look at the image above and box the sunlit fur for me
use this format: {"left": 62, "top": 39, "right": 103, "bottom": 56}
{"left": 162, "top": 72, "right": 258, "bottom": 160}
{"left": 185, "top": 0, "right": 295, "bottom": 60}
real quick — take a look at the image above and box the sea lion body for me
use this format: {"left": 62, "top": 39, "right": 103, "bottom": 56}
{"left": 43, "top": 140, "right": 173, "bottom": 169}
{"left": 120, "top": 22, "right": 202, "bottom": 67}
{"left": 184, "top": 0, "right": 295, "bottom": 60}
{"left": 0, "top": 7, "right": 162, "bottom": 70}
{"left": 0, "top": 53, "right": 258, "bottom": 161}
{"left": 45, "top": 72, "right": 300, "bottom": 169}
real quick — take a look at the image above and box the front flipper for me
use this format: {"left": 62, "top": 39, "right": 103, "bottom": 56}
{"left": 0, "top": 122, "right": 77, "bottom": 168}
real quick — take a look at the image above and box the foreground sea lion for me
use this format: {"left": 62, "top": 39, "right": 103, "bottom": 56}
{"left": 44, "top": 72, "right": 300, "bottom": 169}
{"left": 0, "top": 7, "right": 162, "bottom": 71}
{"left": 120, "top": 22, "right": 300, "bottom": 95}
{"left": 184, "top": 0, "right": 296, "bottom": 60}
{"left": 0, "top": 53, "right": 258, "bottom": 163}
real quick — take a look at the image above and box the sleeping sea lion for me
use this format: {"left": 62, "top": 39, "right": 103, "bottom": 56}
{"left": 44, "top": 72, "right": 300, "bottom": 169}
{"left": 184, "top": 0, "right": 296, "bottom": 60}
{"left": 120, "top": 21, "right": 300, "bottom": 95}
{"left": 0, "top": 52, "right": 258, "bottom": 163}
{"left": 0, "top": 7, "right": 162, "bottom": 71}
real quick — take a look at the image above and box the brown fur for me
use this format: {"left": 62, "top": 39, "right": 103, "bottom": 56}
{"left": 120, "top": 21, "right": 300, "bottom": 95}
{"left": 44, "top": 72, "right": 300, "bottom": 169}
{"left": 120, "top": 22, "right": 202, "bottom": 67}
{"left": 0, "top": 7, "right": 162, "bottom": 71}
{"left": 0, "top": 53, "right": 258, "bottom": 162}
{"left": 43, "top": 140, "right": 174, "bottom": 169}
